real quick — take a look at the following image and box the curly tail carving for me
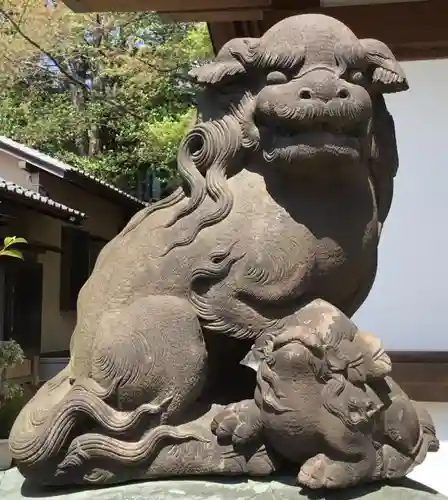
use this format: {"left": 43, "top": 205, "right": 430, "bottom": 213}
{"left": 10, "top": 380, "right": 170, "bottom": 468}
{"left": 57, "top": 425, "right": 209, "bottom": 471}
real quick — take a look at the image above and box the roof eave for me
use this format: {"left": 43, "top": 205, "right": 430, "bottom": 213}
{"left": 0, "top": 137, "right": 146, "bottom": 209}
{"left": 64, "top": 170, "right": 147, "bottom": 211}
{"left": 0, "top": 192, "right": 86, "bottom": 225}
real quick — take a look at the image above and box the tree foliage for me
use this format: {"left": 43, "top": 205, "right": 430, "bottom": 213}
{"left": 0, "top": 338, "right": 25, "bottom": 437}
{"left": 0, "top": 1, "right": 213, "bottom": 197}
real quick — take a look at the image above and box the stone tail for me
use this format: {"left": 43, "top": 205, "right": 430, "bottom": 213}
{"left": 57, "top": 425, "right": 209, "bottom": 471}
{"left": 9, "top": 370, "right": 169, "bottom": 471}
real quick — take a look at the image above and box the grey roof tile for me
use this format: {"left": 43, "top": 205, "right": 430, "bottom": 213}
{"left": 0, "top": 177, "right": 86, "bottom": 222}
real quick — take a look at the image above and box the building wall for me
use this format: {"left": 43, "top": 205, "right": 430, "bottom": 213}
{"left": 0, "top": 165, "right": 130, "bottom": 353}
{"left": 32, "top": 173, "right": 128, "bottom": 353}
{"left": 0, "top": 152, "right": 39, "bottom": 191}
{"left": 23, "top": 212, "right": 75, "bottom": 353}
{"left": 354, "top": 59, "right": 448, "bottom": 351}
{"left": 39, "top": 172, "right": 126, "bottom": 240}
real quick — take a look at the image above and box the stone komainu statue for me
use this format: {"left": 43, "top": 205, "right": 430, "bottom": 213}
{"left": 9, "top": 13, "right": 439, "bottom": 489}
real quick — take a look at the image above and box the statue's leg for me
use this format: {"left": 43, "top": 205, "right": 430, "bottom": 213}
{"left": 89, "top": 295, "right": 208, "bottom": 422}
{"left": 378, "top": 401, "right": 440, "bottom": 480}
{"left": 412, "top": 401, "right": 440, "bottom": 452}
{"left": 10, "top": 295, "right": 208, "bottom": 485}
{"left": 9, "top": 365, "right": 73, "bottom": 477}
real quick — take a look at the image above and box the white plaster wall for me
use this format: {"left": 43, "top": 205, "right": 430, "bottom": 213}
{"left": 408, "top": 403, "right": 448, "bottom": 495}
{"left": 354, "top": 59, "right": 448, "bottom": 351}
{"left": 0, "top": 151, "right": 39, "bottom": 190}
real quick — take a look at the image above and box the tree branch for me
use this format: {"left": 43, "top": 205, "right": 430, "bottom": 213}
{"left": 0, "top": 7, "right": 90, "bottom": 91}
{"left": 17, "top": 0, "right": 32, "bottom": 26}
{"left": 0, "top": 8, "right": 150, "bottom": 121}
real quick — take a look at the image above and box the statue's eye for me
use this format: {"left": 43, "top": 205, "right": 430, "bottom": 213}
{"left": 266, "top": 71, "right": 288, "bottom": 85}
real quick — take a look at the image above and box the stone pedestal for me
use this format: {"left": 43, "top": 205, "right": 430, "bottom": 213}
{"left": 0, "top": 469, "right": 446, "bottom": 500}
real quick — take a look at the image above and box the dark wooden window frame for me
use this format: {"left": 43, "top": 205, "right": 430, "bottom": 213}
{"left": 0, "top": 258, "right": 43, "bottom": 355}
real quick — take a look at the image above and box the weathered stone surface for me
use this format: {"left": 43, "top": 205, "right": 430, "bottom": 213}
{"left": 1, "top": 469, "right": 446, "bottom": 500}
{"left": 7, "top": 11, "right": 438, "bottom": 492}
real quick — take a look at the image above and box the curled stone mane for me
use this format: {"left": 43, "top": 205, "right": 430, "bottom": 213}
{"left": 122, "top": 74, "right": 261, "bottom": 333}
{"left": 123, "top": 95, "right": 248, "bottom": 256}
{"left": 162, "top": 114, "right": 243, "bottom": 255}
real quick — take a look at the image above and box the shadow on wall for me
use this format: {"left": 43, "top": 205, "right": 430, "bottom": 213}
{"left": 354, "top": 58, "right": 448, "bottom": 351}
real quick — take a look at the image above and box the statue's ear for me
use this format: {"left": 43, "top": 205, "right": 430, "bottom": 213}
{"left": 227, "top": 37, "right": 260, "bottom": 66}
{"left": 188, "top": 60, "right": 246, "bottom": 86}
{"left": 360, "top": 39, "right": 408, "bottom": 94}
{"left": 188, "top": 38, "right": 258, "bottom": 85}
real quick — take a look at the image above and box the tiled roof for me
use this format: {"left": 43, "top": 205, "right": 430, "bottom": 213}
{"left": 0, "top": 177, "right": 86, "bottom": 222}
{"left": 0, "top": 136, "right": 147, "bottom": 208}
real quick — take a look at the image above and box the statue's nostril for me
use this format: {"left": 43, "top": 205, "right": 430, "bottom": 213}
{"left": 337, "top": 88, "right": 350, "bottom": 99}
{"left": 299, "top": 89, "right": 312, "bottom": 100}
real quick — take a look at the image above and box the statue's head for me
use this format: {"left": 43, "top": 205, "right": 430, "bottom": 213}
{"left": 256, "top": 299, "right": 391, "bottom": 390}
{"left": 162, "top": 14, "right": 406, "bottom": 254}
{"left": 189, "top": 14, "right": 407, "bottom": 179}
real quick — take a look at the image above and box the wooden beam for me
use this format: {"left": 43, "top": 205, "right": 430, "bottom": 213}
{"left": 0, "top": 191, "right": 84, "bottom": 224}
{"left": 270, "top": 0, "right": 318, "bottom": 9}
{"left": 161, "top": 9, "right": 264, "bottom": 22}
{"left": 263, "top": 0, "right": 448, "bottom": 61}
{"left": 208, "top": 0, "right": 448, "bottom": 60}
{"left": 63, "top": 0, "right": 270, "bottom": 12}
{"left": 25, "top": 239, "right": 63, "bottom": 254}
{"left": 207, "top": 22, "right": 238, "bottom": 53}
{"left": 389, "top": 352, "right": 448, "bottom": 402}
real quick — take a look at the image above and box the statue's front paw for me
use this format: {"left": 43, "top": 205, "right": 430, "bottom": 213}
{"left": 298, "top": 454, "right": 353, "bottom": 489}
{"left": 211, "top": 400, "right": 261, "bottom": 447}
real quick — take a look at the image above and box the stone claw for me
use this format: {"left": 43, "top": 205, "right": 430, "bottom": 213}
{"left": 298, "top": 454, "right": 350, "bottom": 489}
{"left": 211, "top": 400, "right": 261, "bottom": 447}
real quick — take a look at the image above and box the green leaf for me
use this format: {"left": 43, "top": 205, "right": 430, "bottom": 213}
{"left": 10, "top": 237, "right": 27, "bottom": 245}
{"left": 0, "top": 249, "right": 24, "bottom": 260}
{"left": 3, "top": 236, "right": 15, "bottom": 248}
{"left": 3, "top": 237, "right": 27, "bottom": 249}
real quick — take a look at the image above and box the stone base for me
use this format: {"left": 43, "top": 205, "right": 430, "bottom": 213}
{"left": 1, "top": 469, "right": 447, "bottom": 500}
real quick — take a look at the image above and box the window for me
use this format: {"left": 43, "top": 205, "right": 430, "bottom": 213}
{"left": 0, "top": 259, "right": 43, "bottom": 355}
{"left": 60, "top": 227, "right": 106, "bottom": 311}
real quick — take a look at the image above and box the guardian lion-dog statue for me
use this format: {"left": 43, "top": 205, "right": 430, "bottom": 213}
{"left": 10, "top": 13, "right": 438, "bottom": 489}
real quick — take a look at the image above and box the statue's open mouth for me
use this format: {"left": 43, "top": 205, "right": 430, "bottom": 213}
{"left": 257, "top": 121, "right": 365, "bottom": 164}
{"left": 263, "top": 133, "right": 362, "bottom": 164}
